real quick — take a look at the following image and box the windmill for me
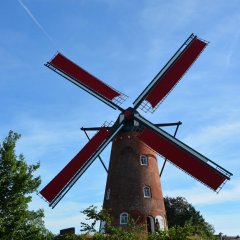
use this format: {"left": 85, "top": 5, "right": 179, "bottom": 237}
{"left": 39, "top": 34, "right": 232, "bottom": 232}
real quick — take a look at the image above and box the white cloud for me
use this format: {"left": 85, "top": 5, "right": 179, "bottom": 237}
{"left": 183, "top": 122, "right": 240, "bottom": 154}
{"left": 140, "top": 0, "right": 197, "bottom": 33}
{"left": 44, "top": 202, "right": 92, "bottom": 234}
{"left": 205, "top": 211, "right": 240, "bottom": 236}
{"left": 165, "top": 178, "right": 240, "bottom": 235}
{"left": 12, "top": 117, "right": 82, "bottom": 161}
{"left": 206, "top": 11, "right": 240, "bottom": 71}
{"left": 165, "top": 177, "right": 240, "bottom": 205}
{"left": 29, "top": 195, "right": 103, "bottom": 234}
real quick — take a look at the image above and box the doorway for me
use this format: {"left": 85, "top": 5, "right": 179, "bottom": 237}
{"left": 155, "top": 215, "right": 164, "bottom": 229}
{"left": 146, "top": 216, "right": 155, "bottom": 233}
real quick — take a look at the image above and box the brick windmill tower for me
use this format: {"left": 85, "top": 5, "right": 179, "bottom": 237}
{"left": 102, "top": 130, "right": 168, "bottom": 232}
{"left": 39, "top": 34, "right": 232, "bottom": 233}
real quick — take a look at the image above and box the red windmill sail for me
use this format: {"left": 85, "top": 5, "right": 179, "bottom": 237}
{"left": 40, "top": 128, "right": 110, "bottom": 203}
{"left": 136, "top": 119, "right": 230, "bottom": 191}
{"left": 40, "top": 124, "right": 124, "bottom": 207}
{"left": 133, "top": 34, "right": 207, "bottom": 112}
{"left": 40, "top": 34, "right": 232, "bottom": 209}
{"left": 46, "top": 53, "right": 127, "bottom": 110}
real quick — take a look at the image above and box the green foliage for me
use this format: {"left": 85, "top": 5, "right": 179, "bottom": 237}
{"left": 164, "top": 196, "right": 216, "bottom": 238}
{"left": 80, "top": 206, "right": 147, "bottom": 240}
{"left": 80, "top": 205, "right": 111, "bottom": 234}
{"left": 77, "top": 202, "right": 217, "bottom": 240}
{"left": 149, "top": 223, "right": 218, "bottom": 240}
{"left": 164, "top": 197, "right": 201, "bottom": 227}
{"left": 53, "top": 234, "right": 85, "bottom": 240}
{"left": 0, "top": 131, "right": 53, "bottom": 240}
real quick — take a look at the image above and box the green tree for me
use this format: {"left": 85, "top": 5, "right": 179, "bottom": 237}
{"left": 164, "top": 196, "right": 216, "bottom": 239}
{"left": 78, "top": 203, "right": 217, "bottom": 240}
{"left": 80, "top": 206, "right": 147, "bottom": 240}
{"left": 0, "top": 131, "right": 52, "bottom": 240}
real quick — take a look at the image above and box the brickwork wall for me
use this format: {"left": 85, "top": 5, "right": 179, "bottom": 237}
{"left": 103, "top": 131, "right": 167, "bottom": 230}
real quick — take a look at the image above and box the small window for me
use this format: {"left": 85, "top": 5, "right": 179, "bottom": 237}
{"left": 99, "top": 221, "right": 106, "bottom": 233}
{"left": 143, "top": 186, "right": 151, "bottom": 198}
{"left": 140, "top": 155, "right": 148, "bottom": 165}
{"left": 106, "top": 188, "right": 110, "bottom": 200}
{"left": 120, "top": 212, "right": 128, "bottom": 225}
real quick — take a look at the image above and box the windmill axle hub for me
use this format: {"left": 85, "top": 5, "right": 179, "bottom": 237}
{"left": 119, "top": 107, "right": 140, "bottom": 128}
{"left": 123, "top": 107, "right": 135, "bottom": 120}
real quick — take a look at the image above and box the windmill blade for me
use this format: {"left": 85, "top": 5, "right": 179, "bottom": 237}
{"left": 134, "top": 115, "right": 232, "bottom": 191}
{"left": 46, "top": 53, "right": 127, "bottom": 111}
{"left": 133, "top": 34, "right": 208, "bottom": 113}
{"left": 39, "top": 123, "right": 124, "bottom": 208}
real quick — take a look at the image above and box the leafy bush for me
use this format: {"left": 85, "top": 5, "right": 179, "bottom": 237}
{"left": 76, "top": 205, "right": 217, "bottom": 240}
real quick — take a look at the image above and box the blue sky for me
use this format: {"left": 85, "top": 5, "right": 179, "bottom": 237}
{"left": 1, "top": 0, "right": 240, "bottom": 236}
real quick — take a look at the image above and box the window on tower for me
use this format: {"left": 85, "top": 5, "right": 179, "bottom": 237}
{"left": 120, "top": 212, "right": 128, "bottom": 225}
{"left": 140, "top": 155, "right": 148, "bottom": 166}
{"left": 143, "top": 186, "right": 151, "bottom": 198}
{"left": 106, "top": 188, "right": 110, "bottom": 200}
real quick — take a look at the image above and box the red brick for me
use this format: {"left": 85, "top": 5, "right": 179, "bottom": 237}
{"left": 103, "top": 131, "right": 167, "bottom": 230}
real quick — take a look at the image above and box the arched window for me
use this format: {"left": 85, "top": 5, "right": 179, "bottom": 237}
{"left": 143, "top": 186, "right": 151, "bottom": 198}
{"left": 106, "top": 188, "right": 110, "bottom": 200}
{"left": 120, "top": 212, "right": 128, "bottom": 225}
{"left": 140, "top": 155, "right": 148, "bottom": 165}
{"left": 99, "top": 221, "right": 106, "bottom": 233}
